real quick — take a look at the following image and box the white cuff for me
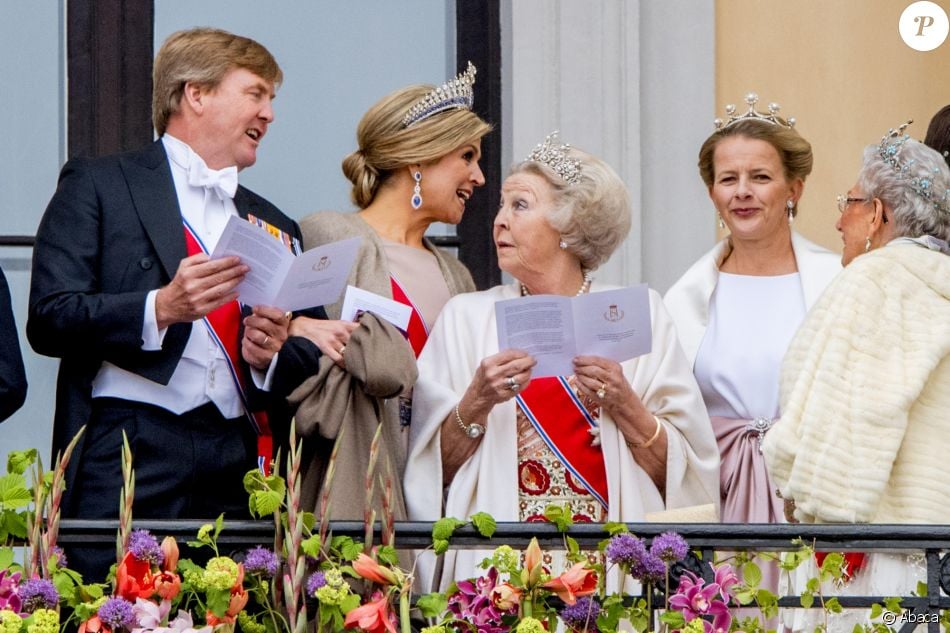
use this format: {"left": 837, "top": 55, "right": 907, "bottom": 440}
{"left": 142, "top": 290, "right": 167, "bottom": 350}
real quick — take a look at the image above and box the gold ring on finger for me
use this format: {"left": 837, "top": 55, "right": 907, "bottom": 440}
{"left": 596, "top": 382, "right": 607, "bottom": 399}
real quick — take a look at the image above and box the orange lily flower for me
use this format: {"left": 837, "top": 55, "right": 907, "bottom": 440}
{"left": 491, "top": 582, "right": 523, "bottom": 610}
{"left": 353, "top": 553, "right": 401, "bottom": 587}
{"left": 115, "top": 551, "right": 156, "bottom": 601}
{"left": 343, "top": 593, "right": 397, "bottom": 633}
{"left": 542, "top": 563, "right": 597, "bottom": 605}
{"left": 160, "top": 536, "right": 179, "bottom": 572}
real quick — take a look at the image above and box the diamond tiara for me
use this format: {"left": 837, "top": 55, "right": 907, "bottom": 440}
{"left": 714, "top": 92, "right": 796, "bottom": 131}
{"left": 878, "top": 120, "right": 950, "bottom": 216}
{"left": 402, "top": 61, "right": 476, "bottom": 128}
{"left": 524, "top": 131, "right": 582, "bottom": 186}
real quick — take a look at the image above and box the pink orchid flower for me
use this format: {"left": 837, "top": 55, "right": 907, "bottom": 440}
{"left": 668, "top": 571, "right": 732, "bottom": 632}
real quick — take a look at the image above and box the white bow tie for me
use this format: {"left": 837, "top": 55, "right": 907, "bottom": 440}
{"left": 187, "top": 159, "right": 238, "bottom": 201}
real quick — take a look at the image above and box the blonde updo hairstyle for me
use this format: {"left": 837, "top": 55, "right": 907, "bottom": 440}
{"left": 697, "top": 118, "right": 813, "bottom": 216}
{"left": 511, "top": 147, "right": 631, "bottom": 271}
{"left": 342, "top": 84, "right": 492, "bottom": 209}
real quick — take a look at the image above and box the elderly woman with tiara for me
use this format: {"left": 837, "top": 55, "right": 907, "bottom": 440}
{"left": 664, "top": 94, "right": 841, "bottom": 531}
{"left": 405, "top": 132, "right": 719, "bottom": 590}
{"left": 273, "top": 64, "right": 490, "bottom": 521}
{"left": 763, "top": 122, "right": 950, "bottom": 631}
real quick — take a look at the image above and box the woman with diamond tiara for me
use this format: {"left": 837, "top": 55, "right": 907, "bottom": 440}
{"left": 664, "top": 94, "right": 841, "bottom": 529}
{"left": 763, "top": 124, "right": 950, "bottom": 631}
{"left": 274, "top": 63, "right": 490, "bottom": 521}
{"left": 405, "top": 133, "right": 719, "bottom": 591}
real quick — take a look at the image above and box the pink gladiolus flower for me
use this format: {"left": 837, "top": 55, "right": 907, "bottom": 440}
{"left": 542, "top": 563, "right": 598, "bottom": 605}
{"left": 343, "top": 592, "right": 397, "bottom": 633}
{"left": 353, "top": 553, "right": 401, "bottom": 586}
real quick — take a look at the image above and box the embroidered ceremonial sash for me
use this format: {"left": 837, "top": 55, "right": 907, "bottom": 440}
{"left": 516, "top": 376, "right": 608, "bottom": 509}
{"left": 389, "top": 276, "right": 429, "bottom": 357}
{"left": 182, "top": 220, "right": 273, "bottom": 475}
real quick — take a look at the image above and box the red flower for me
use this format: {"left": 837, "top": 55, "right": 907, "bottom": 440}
{"left": 542, "top": 563, "right": 597, "bottom": 605}
{"left": 343, "top": 593, "right": 397, "bottom": 633}
{"left": 115, "top": 551, "right": 156, "bottom": 601}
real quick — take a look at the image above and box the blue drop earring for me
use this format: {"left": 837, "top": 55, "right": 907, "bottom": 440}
{"left": 411, "top": 170, "right": 423, "bottom": 209}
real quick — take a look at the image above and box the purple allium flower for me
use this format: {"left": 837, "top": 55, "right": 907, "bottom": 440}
{"left": 128, "top": 529, "right": 164, "bottom": 566}
{"left": 244, "top": 546, "right": 279, "bottom": 578}
{"left": 306, "top": 571, "right": 327, "bottom": 596}
{"left": 446, "top": 567, "right": 516, "bottom": 633}
{"left": 98, "top": 596, "right": 136, "bottom": 629}
{"left": 604, "top": 533, "right": 648, "bottom": 567}
{"left": 650, "top": 531, "right": 689, "bottom": 563}
{"left": 19, "top": 579, "right": 59, "bottom": 612}
{"left": 560, "top": 596, "right": 600, "bottom": 632}
{"left": 49, "top": 546, "right": 68, "bottom": 569}
{"left": 632, "top": 552, "right": 668, "bottom": 586}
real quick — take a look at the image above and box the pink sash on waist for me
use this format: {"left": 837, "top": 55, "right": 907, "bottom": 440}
{"left": 711, "top": 416, "right": 783, "bottom": 524}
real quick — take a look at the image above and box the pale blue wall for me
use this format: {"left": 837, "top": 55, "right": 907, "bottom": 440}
{"left": 155, "top": 1, "right": 456, "bottom": 220}
{"left": 0, "top": 0, "right": 65, "bottom": 468}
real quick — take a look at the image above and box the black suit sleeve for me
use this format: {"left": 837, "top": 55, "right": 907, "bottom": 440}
{"left": 27, "top": 159, "right": 162, "bottom": 361}
{"left": 0, "top": 266, "right": 27, "bottom": 422}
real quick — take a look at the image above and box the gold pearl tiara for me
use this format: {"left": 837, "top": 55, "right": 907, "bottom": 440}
{"left": 714, "top": 92, "right": 796, "bottom": 131}
{"left": 402, "top": 61, "right": 476, "bottom": 128}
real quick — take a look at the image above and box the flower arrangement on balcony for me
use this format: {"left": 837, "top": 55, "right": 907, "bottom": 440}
{"left": 0, "top": 423, "right": 941, "bottom": 632}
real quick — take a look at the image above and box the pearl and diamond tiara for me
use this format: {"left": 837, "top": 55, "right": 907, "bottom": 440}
{"left": 523, "top": 131, "right": 582, "bottom": 186}
{"left": 402, "top": 61, "right": 476, "bottom": 128}
{"left": 714, "top": 92, "right": 795, "bottom": 131}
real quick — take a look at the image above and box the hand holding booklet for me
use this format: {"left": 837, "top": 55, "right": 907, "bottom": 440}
{"left": 210, "top": 214, "right": 361, "bottom": 312}
{"left": 494, "top": 284, "right": 652, "bottom": 377}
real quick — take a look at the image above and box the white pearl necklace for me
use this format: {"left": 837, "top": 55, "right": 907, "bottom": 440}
{"left": 520, "top": 270, "right": 593, "bottom": 297}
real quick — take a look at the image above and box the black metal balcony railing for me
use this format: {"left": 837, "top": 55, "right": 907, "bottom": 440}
{"left": 54, "top": 520, "right": 950, "bottom": 633}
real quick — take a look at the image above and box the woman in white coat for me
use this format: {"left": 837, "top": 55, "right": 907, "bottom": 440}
{"left": 664, "top": 94, "right": 840, "bottom": 527}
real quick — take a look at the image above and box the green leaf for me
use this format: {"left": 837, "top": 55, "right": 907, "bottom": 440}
{"left": 206, "top": 587, "right": 231, "bottom": 617}
{"left": 742, "top": 560, "right": 763, "bottom": 588}
{"left": 302, "top": 511, "right": 316, "bottom": 532}
{"left": 659, "top": 611, "right": 686, "bottom": 627}
{"left": 252, "top": 489, "right": 283, "bottom": 517}
{"left": 433, "top": 538, "right": 450, "bottom": 556}
{"left": 825, "top": 597, "right": 842, "bottom": 613}
{"left": 213, "top": 513, "right": 225, "bottom": 538}
{"left": 0, "top": 547, "right": 13, "bottom": 568}
{"left": 543, "top": 503, "right": 573, "bottom": 532}
{"left": 470, "top": 512, "right": 496, "bottom": 538}
{"left": 416, "top": 592, "right": 449, "bottom": 618}
{"left": 340, "top": 539, "right": 363, "bottom": 561}
{"left": 318, "top": 605, "right": 334, "bottom": 627}
{"left": 914, "top": 580, "right": 928, "bottom": 597}
{"left": 243, "top": 469, "right": 263, "bottom": 493}
{"left": 376, "top": 545, "right": 399, "bottom": 566}
{"left": 1, "top": 511, "right": 27, "bottom": 539}
{"left": 432, "top": 517, "right": 466, "bottom": 541}
{"left": 6, "top": 449, "right": 37, "bottom": 475}
{"left": 603, "top": 522, "right": 628, "bottom": 536}
{"left": 800, "top": 591, "right": 814, "bottom": 609}
{"left": 869, "top": 603, "right": 884, "bottom": 618}
{"left": 301, "top": 534, "right": 322, "bottom": 559}
{"left": 340, "top": 592, "right": 361, "bottom": 614}
{"left": 0, "top": 474, "right": 33, "bottom": 509}
{"left": 883, "top": 596, "right": 902, "bottom": 613}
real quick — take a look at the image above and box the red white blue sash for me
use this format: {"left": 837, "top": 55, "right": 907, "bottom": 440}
{"left": 516, "top": 377, "right": 608, "bottom": 509}
{"left": 182, "top": 219, "right": 272, "bottom": 474}
{"left": 389, "top": 275, "right": 429, "bottom": 358}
